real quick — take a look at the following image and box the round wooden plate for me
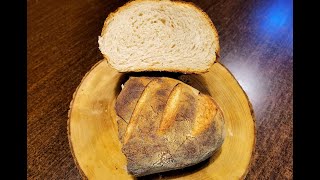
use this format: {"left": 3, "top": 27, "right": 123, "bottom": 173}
{"left": 68, "top": 60, "right": 255, "bottom": 180}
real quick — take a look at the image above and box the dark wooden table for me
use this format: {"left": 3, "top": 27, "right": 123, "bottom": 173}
{"left": 27, "top": 0, "right": 293, "bottom": 179}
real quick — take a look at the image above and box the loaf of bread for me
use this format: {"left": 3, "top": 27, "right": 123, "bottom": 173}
{"left": 115, "top": 77, "right": 225, "bottom": 176}
{"left": 98, "top": 0, "right": 220, "bottom": 73}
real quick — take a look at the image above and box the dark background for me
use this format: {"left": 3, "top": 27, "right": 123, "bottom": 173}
{"left": 27, "top": 0, "right": 293, "bottom": 179}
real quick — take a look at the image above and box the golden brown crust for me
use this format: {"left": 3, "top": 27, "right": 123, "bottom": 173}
{"left": 115, "top": 76, "right": 225, "bottom": 176}
{"left": 191, "top": 94, "right": 218, "bottom": 136}
{"left": 100, "top": 0, "right": 220, "bottom": 74}
{"left": 158, "top": 83, "right": 183, "bottom": 134}
{"left": 115, "top": 77, "right": 153, "bottom": 123}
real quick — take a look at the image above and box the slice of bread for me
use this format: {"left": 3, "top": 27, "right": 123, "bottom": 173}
{"left": 115, "top": 77, "right": 225, "bottom": 176}
{"left": 98, "top": 0, "right": 220, "bottom": 73}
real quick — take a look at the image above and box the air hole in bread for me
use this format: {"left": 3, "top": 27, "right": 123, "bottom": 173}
{"left": 160, "top": 19, "right": 166, "bottom": 24}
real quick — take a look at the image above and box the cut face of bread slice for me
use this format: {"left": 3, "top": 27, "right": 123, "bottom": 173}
{"left": 98, "top": 0, "right": 220, "bottom": 73}
{"left": 115, "top": 77, "right": 225, "bottom": 176}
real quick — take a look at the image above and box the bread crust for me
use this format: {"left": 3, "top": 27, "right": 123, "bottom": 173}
{"left": 115, "top": 76, "right": 225, "bottom": 176}
{"left": 100, "top": 0, "right": 220, "bottom": 73}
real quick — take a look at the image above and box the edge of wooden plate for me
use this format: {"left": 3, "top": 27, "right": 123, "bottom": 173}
{"left": 67, "top": 61, "right": 106, "bottom": 180}
{"left": 67, "top": 60, "right": 256, "bottom": 180}
{"left": 217, "top": 62, "right": 256, "bottom": 179}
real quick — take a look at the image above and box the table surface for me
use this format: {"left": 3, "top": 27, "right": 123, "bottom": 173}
{"left": 27, "top": 0, "right": 293, "bottom": 179}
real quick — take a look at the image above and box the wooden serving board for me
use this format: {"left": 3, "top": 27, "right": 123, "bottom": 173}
{"left": 68, "top": 60, "right": 255, "bottom": 180}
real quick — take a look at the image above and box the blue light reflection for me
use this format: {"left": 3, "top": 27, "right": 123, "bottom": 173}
{"left": 259, "top": 0, "right": 293, "bottom": 35}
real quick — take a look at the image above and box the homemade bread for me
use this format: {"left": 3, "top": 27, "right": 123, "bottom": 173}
{"left": 115, "top": 77, "right": 225, "bottom": 176}
{"left": 98, "top": 0, "right": 220, "bottom": 73}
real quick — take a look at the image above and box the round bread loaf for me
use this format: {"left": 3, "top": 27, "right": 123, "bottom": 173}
{"left": 115, "top": 77, "right": 225, "bottom": 176}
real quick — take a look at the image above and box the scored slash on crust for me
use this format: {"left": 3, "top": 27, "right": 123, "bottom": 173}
{"left": 122, "top": 79, "right": 158, "bottom": 144}
{"left": 121, "top": 77, "right": 220, "bottom": 143}
{"left": 158, "top": 83, "right": 182, "bottom": 135}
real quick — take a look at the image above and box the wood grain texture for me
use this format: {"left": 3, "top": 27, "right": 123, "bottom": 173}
{"left": 27, "top": 0, "right": 292, "bottom": 179}
{"left": 68, "top": 61, "right": 254, "bottom": 179}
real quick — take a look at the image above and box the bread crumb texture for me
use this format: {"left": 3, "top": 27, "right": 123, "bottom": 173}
{"left": 98, "top": 0, "right": 219, "bottom": 73}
